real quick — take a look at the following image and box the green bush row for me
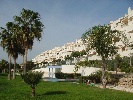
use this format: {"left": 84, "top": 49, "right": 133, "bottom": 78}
{"left": 55, "top": 72, "right": 81, "bottom": 79}
{"left": 79, "top": 76, "right": 101, "bottom": 84}
{"left": 79, "top": 70, "right": 124, "bottom": 85}
{"left": 79, "top": 71, "right": 102, "bottom": 84}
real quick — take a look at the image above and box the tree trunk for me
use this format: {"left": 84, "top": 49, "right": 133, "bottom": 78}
{"left": 22, "top": 55, "right": 25, "bottom": 73}
{"left": 2, "top": 69, "right": 5, "bottom": 73}
{"left": 8, "top": 54, "right": 11, "bottom": 80}
{"left": 130, "top": 55, "right": 132, "bottom": 67}
{"left": 31, "top": 87, "right": 35, "bottom": 97}
{"left": 102, "top": 58, "right": 107, "bottom": 89}
{"left": 24, "top": 47, "right": 28, "bottom": 74}
{"left": 2, "top": 69, "right": 3, "bottom": 73}
{"left": 116, "top": 66, "right": 118, "bottom": 75}
{"left": 114, "top": 63, "right": 117, "bottom": 74}
{"left": 13, "top": 59, "right": 16, "bottom": 79}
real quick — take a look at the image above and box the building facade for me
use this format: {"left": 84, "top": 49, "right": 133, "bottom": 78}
{"left": 32, "top": 7, "right": 133, "bottom": 64}
{"left": 32, "top": 39, "right": 86, "bottom": 64}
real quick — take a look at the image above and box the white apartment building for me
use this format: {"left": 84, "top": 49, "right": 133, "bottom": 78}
{"left": 110, "top": 7, "right": 133, "bottom": 57}
{"left": 32, "top": 7, "right": 133, "bottom": 64}
{"left": 32, "top": 39, "right": 86, "bottom": 64}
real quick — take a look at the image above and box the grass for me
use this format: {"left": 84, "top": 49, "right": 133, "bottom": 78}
{"left": 0, "top": 74, "right": 133, "bottom": 100}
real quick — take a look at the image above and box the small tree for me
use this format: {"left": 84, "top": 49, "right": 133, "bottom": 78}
{"left": 65, "top": 55, "right": 72, "bottom": 65}
{"left": 82, "top": 25, "right": 127, "bottom": 88}
{"left": 71, "top": 51, "right": 80, "bottom": 64}
{"left": 21, "top": 71, "right": 43, "bottom": 97}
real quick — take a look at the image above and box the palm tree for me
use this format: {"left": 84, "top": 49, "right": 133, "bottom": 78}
{"left": 12, "top": 23, "right": 25, "bottom": 79}
{"left": 12, "top": 51, "right": 18, "bottom": 79}
{"left": 0, "top": 59, "right": 9, "bottom": 73}
{"left": 14, "top": 24, "right": 25, "bottom": 73}
{"left": 0, "top": 21, "right": 24, "bottom": 79}
{"left": 14, "top": 8, "right": 44, "bottom": 74}
{"left": 0, "top": 22, "right": 15, "bottom": 80}
{"left": 12, "top": 47, "right": 24, "bottom": 79}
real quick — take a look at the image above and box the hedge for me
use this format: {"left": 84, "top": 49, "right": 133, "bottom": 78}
{"left": 55, "top": 72, "right": 81, "bottom": 79}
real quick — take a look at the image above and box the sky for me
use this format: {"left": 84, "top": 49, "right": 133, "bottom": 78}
{"left": 0, "top": 0, "right": 133, "bottom": 63}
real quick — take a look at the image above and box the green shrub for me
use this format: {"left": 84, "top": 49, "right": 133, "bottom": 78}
{"left": 88, "top": 71, "right": 102, "bottom": 83}
{"left": 108, "top": 74, "right": 124, "bottom": 85}
{"left": 55, "top": 72, "right": 64, "bottom": 79}
{"left": 55, "top": 72, "right": 81, "bottom": 79}
{"left": 79, "top": 71, "right": 112, "bottom": 84}
{"left": 21, "top": 71, "right": 43, "bottom": 97}
{"left": 79, "top": 76, "right": 90, "bottom": 83}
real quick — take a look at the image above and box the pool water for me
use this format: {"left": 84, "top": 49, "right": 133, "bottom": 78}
{"left": 43, "top": 78, "right": 79, "bottom": 82}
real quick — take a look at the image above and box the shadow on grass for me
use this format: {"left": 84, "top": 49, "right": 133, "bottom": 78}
{"left": 38, "top": 91, "right": 67, "bottom": 96}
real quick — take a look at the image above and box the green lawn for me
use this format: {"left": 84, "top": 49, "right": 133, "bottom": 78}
{"left": 0, "top": 74, "right": 133, "bottom": 100}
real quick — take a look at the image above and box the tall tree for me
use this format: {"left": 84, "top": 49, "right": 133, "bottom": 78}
{"left": 0, "top": 22, "right": 15, "bottom": 80}
{"left": 82, "top": 25, "right": 127, "bottom": 88}
{"left": 0, "top": 22, "right": 24, "bottom": 79}
{"left": 12, "top": 23, "right": 25, "bottom": 79}
{"left": 14, "top": 8, "right": 44, "bottom": 74}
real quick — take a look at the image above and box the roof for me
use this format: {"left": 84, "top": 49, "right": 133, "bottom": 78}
{"left": 46, "top": 66, "right": 62, "bottom": 68}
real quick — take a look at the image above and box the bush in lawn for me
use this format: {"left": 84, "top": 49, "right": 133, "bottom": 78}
{"left": 79, "top": 71, "right": 102, "bottom": 84}
{"left": 73, "top": 73, "right": 81, "bottom": 79}
{"left": 79, "top": 76, "right": 90, "bottom": 83}
{"left": 79, "top": 71, "right": 111, "bottom": 84}
{"left": 108, "top": 74, "right": 124, "bottom": 85}
{"left": 55, "top": 72, "right": 64, "bottom": 79}
{"left": 21, "top": 71, "right": 43, "bottom": 97}
{"left": 88, "top": 71, "right": 102, "bottom": 83}
{"left": 65, "top": 73, "right": 81, "bottom": 79}
{"left": 55, "top": 72, "right": 81, "bottom": 79}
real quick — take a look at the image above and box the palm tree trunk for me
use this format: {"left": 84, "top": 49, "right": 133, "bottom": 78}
{"left": 24, "top": 46, "right": 28, "bottom": 74}
{"left": 2, "top": 69, "right": 5, "bottom": 73}
{"left": 8, "top": 54, "right": 11, "bottom": 80}
{"left": 22, "top": 54, "right": 25, "bottom": 73}
{"left": 13, "top": 59, "right": 16, "bottom": 79}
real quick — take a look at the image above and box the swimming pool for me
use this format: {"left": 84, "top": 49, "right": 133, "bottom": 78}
{"left": 43, "top": 78, "right": 79, "bottom": 82}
